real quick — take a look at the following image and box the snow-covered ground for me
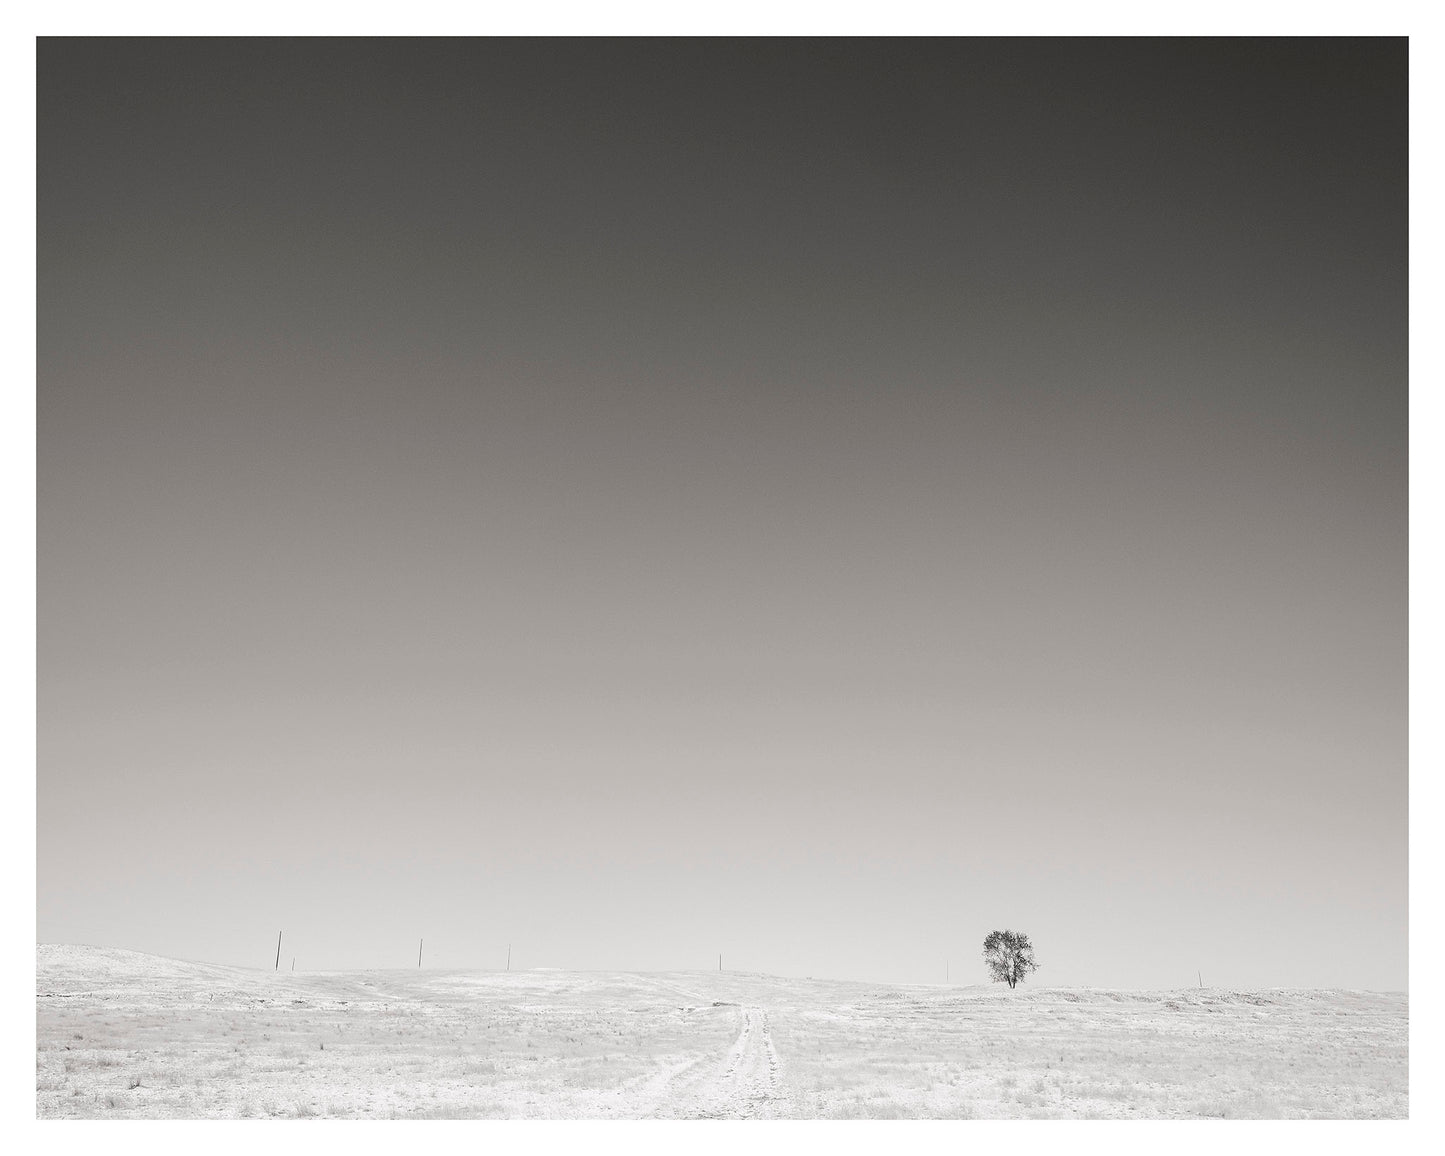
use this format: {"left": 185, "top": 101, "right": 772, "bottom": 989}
{"left": 35, "top": 944, "right": 1406, "bottom": 1119}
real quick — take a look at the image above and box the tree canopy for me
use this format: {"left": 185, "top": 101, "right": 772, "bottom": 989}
{"left": 982, "top": 929, "right": 1038, "bottom": 989}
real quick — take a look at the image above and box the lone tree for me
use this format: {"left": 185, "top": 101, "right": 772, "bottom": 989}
{"left": 982, "top": 929, "right": 1038, "bottom": 989}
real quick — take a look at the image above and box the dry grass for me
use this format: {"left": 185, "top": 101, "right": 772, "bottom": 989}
{"left": 36, "top": 945, "right": 1406, "bottom": 1119}
{"left": 767, "top": 986, "right": 1406, "bottom": 1119}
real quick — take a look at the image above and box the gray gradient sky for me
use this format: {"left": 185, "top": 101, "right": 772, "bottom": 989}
{"left": 38, "top": 39, "right": 1406, "bottom": 989}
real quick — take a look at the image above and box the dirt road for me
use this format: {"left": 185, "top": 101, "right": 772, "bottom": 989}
{"left": 649, "top": 1005, "right": 792, "bottom": 1119}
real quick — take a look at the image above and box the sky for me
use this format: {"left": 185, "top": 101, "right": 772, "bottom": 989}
{"left": 36, "top": 38, "right": 1407, "bottom": 990}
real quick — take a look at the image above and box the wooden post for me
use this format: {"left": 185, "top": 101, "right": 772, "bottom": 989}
{"left": 275, "top": 931, "right": 282, "bottom": 971}
{"left": 418, "top": 939, "right": 424, "bottom": 968}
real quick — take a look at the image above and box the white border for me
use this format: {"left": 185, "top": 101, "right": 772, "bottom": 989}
{"left": 13, "top": 11, "right": 1437, "bottom": 1156}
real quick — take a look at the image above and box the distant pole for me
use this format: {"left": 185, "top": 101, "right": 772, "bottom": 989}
{"left": 291, "top": 958, "right": 295, "bottom": 971}
{"left": 419, "top": 939, "right": 424, "bottom": 968}
{"left": 275, "top": 931, "right": 282, "bottom": 971}
{"left": 946, "top": 958, "right": 950, "bottom": 983}
{"left": 507, "top": 944, "right": 511, "bottom": 971}
{"left": 719, "top": 954, "right": 722, "bottom": 972}
{"left": 1198, "top": 970, "right": 1203, "bottom": 988}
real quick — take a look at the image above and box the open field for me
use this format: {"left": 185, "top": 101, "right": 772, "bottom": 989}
{"left": 36, "top": 945, "right": 1406, "bottom": 1119}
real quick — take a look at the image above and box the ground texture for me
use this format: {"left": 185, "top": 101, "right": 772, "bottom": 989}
{"left": 36, "top": 945, "right": 1406, "bottom": 1119}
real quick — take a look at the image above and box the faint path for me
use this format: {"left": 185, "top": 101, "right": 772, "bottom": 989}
{"left": 614, "top": 1055, "right": 710, "bottom": 1117}
{"left": 675, "top": 1006, "right": 791, "bottom": 1119}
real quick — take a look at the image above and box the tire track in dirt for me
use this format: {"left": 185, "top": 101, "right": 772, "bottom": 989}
{"left": 677, "top": 1006, "right": 791, "bottom": 1119}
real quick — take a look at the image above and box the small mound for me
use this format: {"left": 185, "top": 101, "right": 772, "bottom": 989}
{"left": 36, "top": 943, "right": 257, "bottom": 995}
